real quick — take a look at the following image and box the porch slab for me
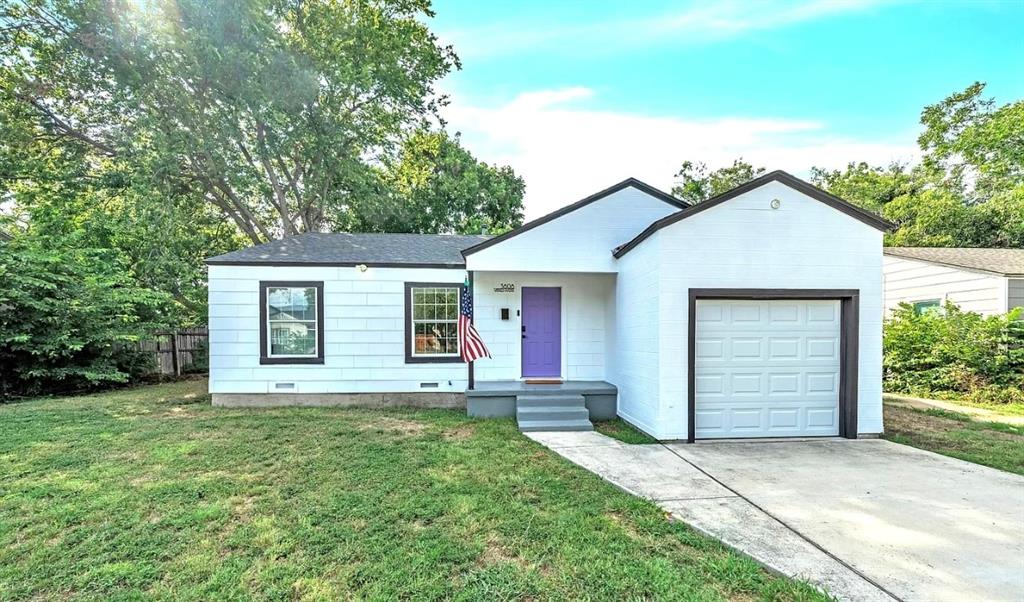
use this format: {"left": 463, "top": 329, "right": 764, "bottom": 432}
{"left": 466, "top": 380, "right": 617, "bottom": 421}
{"left": 466, "top": 380, "right": 617, "bottom": 396}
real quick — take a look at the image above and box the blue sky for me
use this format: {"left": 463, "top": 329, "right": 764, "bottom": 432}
{"left": 428, "top": 0, "right": 1024, "bottom": 217}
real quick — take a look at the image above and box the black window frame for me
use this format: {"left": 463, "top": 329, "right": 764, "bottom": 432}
{"left": 404, "top": 282, "right": 465, "bottom": 364}
{"left": 259, "top": 281, "right": 325, "bottom": 365}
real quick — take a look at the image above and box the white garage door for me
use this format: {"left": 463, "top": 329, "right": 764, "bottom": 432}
{"left": 694, "top": 299, "right": 841, "bottom": 439}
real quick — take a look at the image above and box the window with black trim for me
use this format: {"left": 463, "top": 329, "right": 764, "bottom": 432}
{"left": 405, "top": 283, "right": 463, "bottom": 363}
{"left": 260, "top": 281, "right": 324, "bottom": 364}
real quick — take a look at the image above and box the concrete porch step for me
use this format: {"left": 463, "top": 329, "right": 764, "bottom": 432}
{"left": 514, "top": 393, "right": 593, "bottom": 432}
{"left": 518, "top": 418, "right": 594, "bottom": 432}
{"left": 516, "top": 405, "right": 590, "bottom": 422}
{"left": 516, "top": 393, "right": 587, "bottom": 408}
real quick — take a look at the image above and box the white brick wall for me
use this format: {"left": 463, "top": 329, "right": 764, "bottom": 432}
{"left": 647, "top": 180, "right": 885, "bottom": 439}
{"left": 465, "top": 186, "right": 678, "bottom": 273}
{"left": 208, "top": 265, "right": 468, "bottom": 395}
{"left": 609, "top": 235, "right": 662, "bottom": 436}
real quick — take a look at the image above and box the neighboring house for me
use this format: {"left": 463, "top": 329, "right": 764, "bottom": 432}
{"left": 207, "top": 171, "right": 891, "bottom": 441}
{"left": 883, "top": 247, "right": 1024, "bottom": 316}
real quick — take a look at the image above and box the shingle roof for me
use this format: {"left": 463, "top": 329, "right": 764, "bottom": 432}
{"left": 206, "top": 233, "right": 491, "bottom": 267}
{"left": 884, "top": 247, "right": 1024, "bottom": 277}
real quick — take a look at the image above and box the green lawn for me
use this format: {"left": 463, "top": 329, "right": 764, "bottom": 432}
{"left": 882, "top": 403, "right": 1024, "bottom": 475}
{"left": 593, "top": 419, "right": 659, "bottom": 444}
{"left": 885, "top": 390, "right": 1024, "bottom": 417}
{"left": 0, "top": 380, "right": 824, "bottom": 601}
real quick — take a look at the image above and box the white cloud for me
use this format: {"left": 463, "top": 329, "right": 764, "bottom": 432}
{"left": 444, "top": 87, "right": 918, "bottom": 219}
{"left": 443, "top": 0, "right": 889, "bottom": 59}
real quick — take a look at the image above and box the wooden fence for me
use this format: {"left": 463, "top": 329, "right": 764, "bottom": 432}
{"left": 137, "top": 328, "right": 209, "bottom": 376}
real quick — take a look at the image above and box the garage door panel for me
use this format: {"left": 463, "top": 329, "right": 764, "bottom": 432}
{"left": 695, "top": 374, "right": 725, "bottom": 394}
{"left": 696, "top": 303, "right": 724, "bottom": 322}
{"left": 731, "top": 338, "right": 762, "bottom": 359}
{"left": 695, "top": 409, "right": 725, "bottom": 431}
{"left": 695, "top": 299, "right": 840, "bottom": 439}
{"left": 806, "top": 337, "right": 839, "bottom": 359}
{"left": 768, "top": 408, "right": 799, "bottom": 429}
{"left": 768, "top": 373, "right": 800, "bottom": 394}
{"left": 806, "top": 372, "right": 838, "bottom": 394}
{"left": 731, "top": 409, "right": 764, "bottom": 430}
{"left": 696, "top": 338, "right": 724, "bottom": 359}
{"left": 806, "top": 407, "right": 839, "bottom": 428}
{"left": 730, "top": 304, "right": 762, "bottom": 322}
{"left": 769, "top": 303, "right": 799, "bottom": 323}
{"left": 768, "top": 338, "right": 800, "bottom": 359}
{"left": 730, "top": 373, "right": 763, "bottom": 394}
{"left": 807, "top": 302, "right": 839, "bottom": 322}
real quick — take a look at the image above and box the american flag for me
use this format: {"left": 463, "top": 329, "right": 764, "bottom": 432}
{"left": 459, "top": 285, "right": 491, "bottom": 363}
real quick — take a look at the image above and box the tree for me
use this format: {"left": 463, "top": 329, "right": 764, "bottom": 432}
{"left": 809, "top": 162, "right": 924, "bottom": 214}
{"left": 1, "top": 0, "right": 460, "bottom": 242}
{"left": 919, "top": 82, "right": 1024, "bottom": 201}
{"left": 367, "top": 129, "right": 525, "bottom": 234}
{"left": 0, "top": 239, "right": 173, "bottom": 398}
{"left": 671, "top": 159, "right": 765, "bottom": 204}
{"left": 811, "top": 83, "right": 1023, "bottom": 248}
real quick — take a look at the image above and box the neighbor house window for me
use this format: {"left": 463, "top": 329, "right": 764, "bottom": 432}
{"left": 912, "top": 299, "right": 942, "bottom": 315}
{"left": 259, "top": 281, "right": 324, "bottom": 364}
{"left": 404, "top": 283, "right": 463, "bottom": 363}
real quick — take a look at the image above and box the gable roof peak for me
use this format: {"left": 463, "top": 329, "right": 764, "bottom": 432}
{"left": 613, "top": 170, "right": 894, "bottom": 258}
{"left": 461, "top": 176, "right": 686, "bottom": 257}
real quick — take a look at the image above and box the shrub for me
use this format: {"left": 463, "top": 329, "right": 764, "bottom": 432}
{"left": 883, "top": 302, "right": 1024, "bottom": 403}
{"left": 0, "top": 241, "right": 173, "bottom": 399}
{"left": 185, "top": 338, "right": 209, "bottom": 374}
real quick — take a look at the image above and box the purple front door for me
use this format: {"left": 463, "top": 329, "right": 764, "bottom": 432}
{"left": 521, "top": 287, "right": 561, "bottom": 377}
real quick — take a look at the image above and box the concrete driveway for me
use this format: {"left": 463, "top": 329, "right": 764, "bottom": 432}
{"left": 528, "top": 433, "right": 1024, "bottom": 602}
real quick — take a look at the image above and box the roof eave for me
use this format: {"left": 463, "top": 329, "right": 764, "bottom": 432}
{"left": 613, "top": 170, "right": 894, "bottom": 259}
{"left": 882, "top": 250, "right": 1021, "bottom": 277}
{"left": 205, "top": 260, "right": 466, "bottom": 269}
{"left": 461, "top": 177, "right": 686, "bottom": 258}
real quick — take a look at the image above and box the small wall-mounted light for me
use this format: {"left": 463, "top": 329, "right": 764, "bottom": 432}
{"left": 356, "top": 264, "right": 368, "bottom": 272}
{"left": 770, "top": 198, "right": 782, "bottom": 210}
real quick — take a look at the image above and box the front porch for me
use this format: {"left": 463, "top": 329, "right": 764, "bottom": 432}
{"left": 466, "top": 380, "right": 618, "bottom": 432}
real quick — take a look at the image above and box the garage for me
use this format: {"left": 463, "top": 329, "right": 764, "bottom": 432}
{"left": 692, "top": 297, "right": 847, "bottom": 439}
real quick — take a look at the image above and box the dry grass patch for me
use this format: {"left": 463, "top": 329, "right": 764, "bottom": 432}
{"left": 358, "top": 415, "right": 426, "bottom": 436}
{"left": 883, "top": 403, "right": 1024, "bottom": 475}
{"left": 443, "top": 423, "right": 477, "bottom": 440}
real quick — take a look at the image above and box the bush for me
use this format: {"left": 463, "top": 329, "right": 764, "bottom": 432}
{"left": 184, "top": 338, "right": 209, "bottom": 374}
{"left": 883, "top": 302, "right": 1024, "bottom": 404}
{"left": 0, "top": 241, "right": 173, "bottom": 399}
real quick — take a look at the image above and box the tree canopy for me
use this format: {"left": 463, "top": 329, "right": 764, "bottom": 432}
{"left": 671, "top": 159, "right": 765, "bottom": 204}
{"left": 671, "top": 83, "right": 1023, "bottom": 248}
{"left": 0, "top": 0, "right": 525, "bottom": 322}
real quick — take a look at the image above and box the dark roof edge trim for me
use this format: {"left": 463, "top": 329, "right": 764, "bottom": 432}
{"left": 882, "top": 250, "right": 1023, "bottom": 277}
{"left": 206, "top": 260, "right": 465, "bottom": 269}
{"left": 613, "top": 170, "right": 895, "bottom": 259}
{"left": 461, "top": 177, "right": 687, "bottom": 257}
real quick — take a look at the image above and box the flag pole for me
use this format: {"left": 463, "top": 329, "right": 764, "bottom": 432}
{"left": 466, "top": 270, "right": 475, "bottom": 391}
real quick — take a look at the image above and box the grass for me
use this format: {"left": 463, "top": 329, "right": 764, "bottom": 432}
{"left": 882, "top": 403, "right": 1024, "bottom": 475}
{"left": 593, "top": 419, "right": 659, "bottom": 444}
{"left": 885, "top": 390, "right": 1024, "bottom": 417}
{"left": 0, "top": 379, "right": 826, "bottom": 601}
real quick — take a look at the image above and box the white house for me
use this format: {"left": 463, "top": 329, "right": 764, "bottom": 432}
{"left": 207, "top": 171, "right": 892, "bottom": 441}
{"left": 883, "top": 247, "right": 1024, "bottom": 316}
